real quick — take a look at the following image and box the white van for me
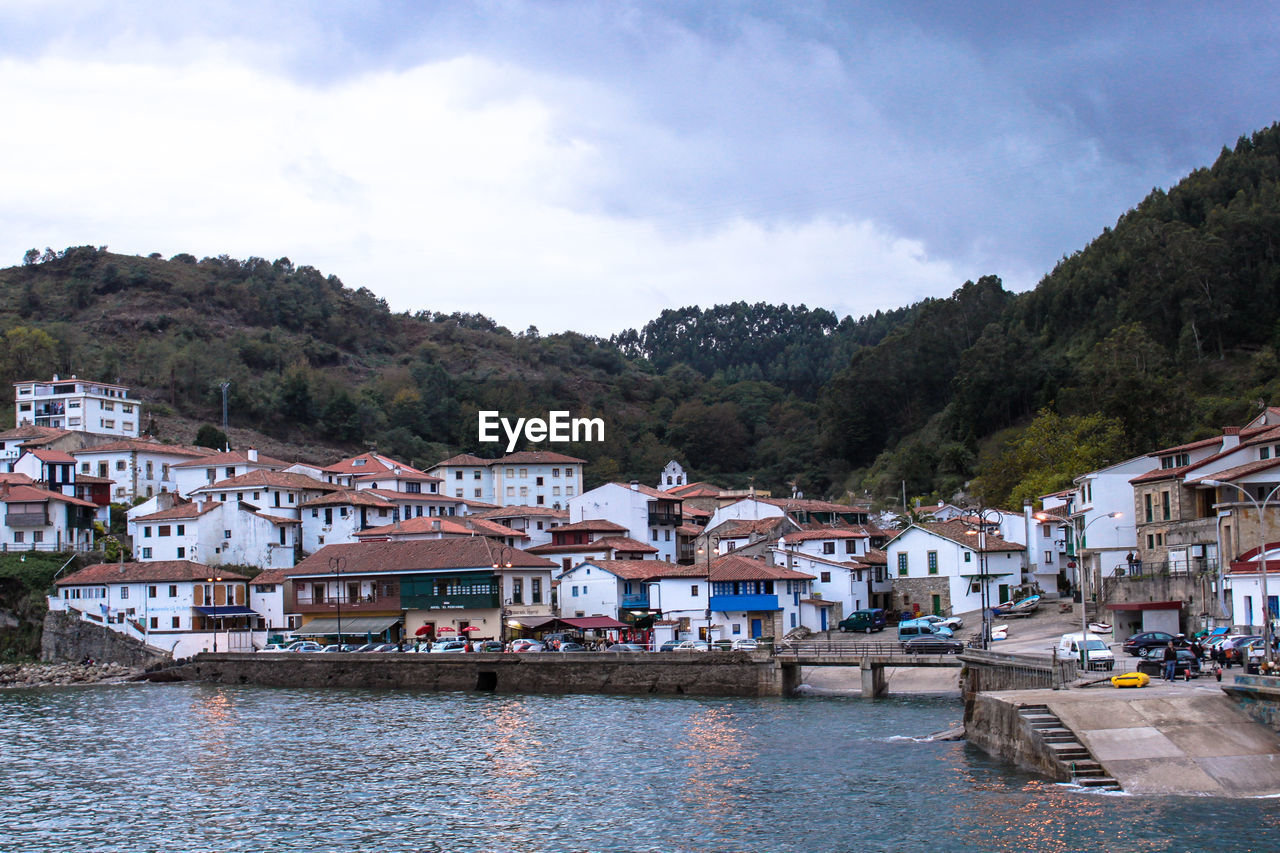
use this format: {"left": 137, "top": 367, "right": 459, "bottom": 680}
{"left": 1057, "top": 633, "right": 1115, "bottom": 671}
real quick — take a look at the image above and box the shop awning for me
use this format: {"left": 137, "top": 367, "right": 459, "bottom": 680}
{"left": 296, "top": 616, "right": 402, "bottom": 635}
{"left": 556, "top": 616, "right": 629, "bottom": 630}
{"left": 193, "top": 606, "right": 259, "bottom": 617}
{"left": 1105, "top": 601, "right": 1184, "bottom": 611}
{"left": 506, "top": 615, "right": 557, "bottom": 630}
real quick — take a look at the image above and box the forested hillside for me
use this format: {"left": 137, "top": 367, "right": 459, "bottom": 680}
{"left": 3, "top": 122, "right": 1279, "bottom": 507}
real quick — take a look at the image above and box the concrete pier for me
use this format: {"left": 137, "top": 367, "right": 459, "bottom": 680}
{"left": 967, "top": 681, "right": 1280, "bottom": 796}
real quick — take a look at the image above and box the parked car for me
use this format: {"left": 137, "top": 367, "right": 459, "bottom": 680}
{"left": 351, "top": 643, "right": 383, "bottom": 652}
{"left": 900, "top": 635, "right": 965, "bottom": 655}
{"left": 258, "top": 643, "right": 292, "bottom": 653}
{"left": 657, "top": 641, "right": 680, "bottom": 652}
{"left": 510, "top": 639, "right": 544, "bottom": 653}
{"left": 429, "top": 640, "right": 468, "bottom": 653}
{"left": 917, "top": 613, "right": 964, "bottom": 631}
{"left": 605, "top": 643, "right": 646, "bottom": 652}
{"left": 1122, "top": 631, "right": 1186, "bottom": 656}
{"left": 1221, "top": 635, "right": 1263, "bottom": 665}
{"left": 475, "top": 640, "right": 505, "bottom": 653}
{"left": 1056, "top": 633, "right": 1115, "bottom": 671}
{"left": 673, "top": 640, "right": 710, "bottom": 652}
{"left": 320, "top": 644, "right": 360, "bottom": 653}
{"left": 558, "top": 642, "right": 589, "bottom": 652}
{"left": 897, "top": 619, "right": 953, "bottom": 640}
{"left": 1136, "top": 648, "right": 1201, "bottom": 679}
{"left": 286, "top": 641, "right": 324, "bottom": 653}
{"left": 731, "top": 638, "right": 759, "bottom": 651}
{"left": 839, "top": 608, "right": 888, "bottom": 633}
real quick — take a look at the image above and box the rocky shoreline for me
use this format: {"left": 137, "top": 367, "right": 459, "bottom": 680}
{"left": 0, "top": 661, "right": 145, "bottom": 688}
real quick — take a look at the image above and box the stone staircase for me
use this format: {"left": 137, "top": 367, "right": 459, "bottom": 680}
{"left": 1018, "top": 703, "right": 1120, "bottom": 791}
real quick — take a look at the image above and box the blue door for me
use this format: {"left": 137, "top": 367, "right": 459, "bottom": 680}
{"left": 820, "top": 609, "right": 828, "bottom": 631}
{"left": 750, "top": 618, "right": 763, "bottom": 638}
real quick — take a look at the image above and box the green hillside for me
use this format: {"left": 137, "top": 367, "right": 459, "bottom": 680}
{"left": 3, "top": 122, "right": 1279, "bottom": 507}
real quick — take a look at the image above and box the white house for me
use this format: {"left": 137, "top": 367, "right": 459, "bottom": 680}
{"left": 527, "top": 518, "right": 659, "bottom": 574}
{"left": 49, "top": 560, "right": 261, "bottom": 658}
{"left": 569, "top": 481, "right": 683, "bottom": 562}
{"left": 128, "top": 497, "right": 300, "bottom": 569}
{"left": 645, "top": 553, "right": 813, "bottom": 642}
{"left": 170, "top": 448, "right": 292, "bottom": 498}
{"left": 72, "top": 439, "right": 215, "bottom": 502}
{"left": 299, "top": 489, "right": 399, "bottom": 552}
{"left": 14, "top": 375, "right": 140, "bottom": 437}
{"left": 770, "top": 546, "right": 874, "bottom": 630}
{"left": 556, "top": 559, "right": 677, "bottom": 622}
{"left": 468, "top": 506, "right": 567, "bottom": 548}
{"left": 885, "top": 521, "right": 1025, "bottom": 618}
{"left": 188, "top": 470, "right": 335, "bottom": 520}
{"left": 429, "top": 451, "right": 586, "bottom": 510}
{"left": 0, "top": 480, "right": 98, "bottom": 552}
{"left": 353, "top": 515, "right": 528, "bottom": 548}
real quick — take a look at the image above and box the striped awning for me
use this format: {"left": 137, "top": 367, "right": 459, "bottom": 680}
{"left": 296, "top": 616, "right": 402, "bottom": 635}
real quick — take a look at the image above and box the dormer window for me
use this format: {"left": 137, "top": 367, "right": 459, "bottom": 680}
{"left": 1264, "top": 447, "right": 1272, "bottom": 460}
{"left": 352, "top": 459, "right": 366, "bottom": 466}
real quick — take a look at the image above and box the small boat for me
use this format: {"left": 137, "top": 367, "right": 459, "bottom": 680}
{"left": 1110, "top": 671, "right": 1150, "bottom": 688}
{"left": 990, "top": 624, "right": 1009, "bottom": 641}
{"left": 1088, "top": 622, "right": 1112, "bottom": 634}
{"left": 1009, "top": 595, "right": 1041, "bottom": 614}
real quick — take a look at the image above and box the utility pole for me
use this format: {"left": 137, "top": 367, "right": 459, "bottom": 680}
{"left": 220, "top": 382, "right": 231, "bottom": 433}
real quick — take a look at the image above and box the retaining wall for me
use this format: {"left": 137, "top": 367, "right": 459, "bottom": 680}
{"left": 963, "top": 692, "right": 1070, "bottom": 780}
{"left": 1222, "top": 674, "right": 1280, "bottom": 732}
{"left": 41, "top": 610, "right": 171, "bottom": 668}
{"left": 173, "top": 651, "right": 786, "bottom": 697}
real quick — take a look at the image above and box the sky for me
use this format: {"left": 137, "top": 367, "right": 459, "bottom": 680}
{"left": 1, "top": 2, "right": 1277, "bottom": 336}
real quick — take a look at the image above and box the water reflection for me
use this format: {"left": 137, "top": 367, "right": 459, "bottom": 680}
{"left": 2, "top": 685, "right": 1280, "bottom": 852}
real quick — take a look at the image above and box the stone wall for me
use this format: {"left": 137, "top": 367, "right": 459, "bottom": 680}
{"left": 173, "top": 651, "right": 786, "bottom": 697}
{"left": 963, "top": 693, "right": 1070, "bottom": 781}
{"left": 41, "top": 610, "right": 171, "bottom": 668}
{"left": 891, "top": 577, "right": 951, "bottom": 615}
{"left": 1222, "top": 674, "right": 1280, "bottom": 732}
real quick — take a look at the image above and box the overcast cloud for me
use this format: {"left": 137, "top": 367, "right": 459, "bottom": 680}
{"left": 0, "top": 2, "right": 1275, "bottom": 335}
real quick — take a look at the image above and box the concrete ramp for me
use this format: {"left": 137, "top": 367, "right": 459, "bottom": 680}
{"left": 1045, "top": 686, "right": 1280, "bottom": 796}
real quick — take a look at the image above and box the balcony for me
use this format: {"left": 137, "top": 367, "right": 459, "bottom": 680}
{"left": 402, "top": 592, "right": 500, "bottom": 610}
{"left": 708, "top": 593, "right": 780, "bottom": 612}
{"left": 648, "top": 511, "right": 681, "bottom": 527}
{"left": 6, "top": 512, "right": 48, "bottom": 527}
{"left": 292, "top": 592, "right": 398, "bottom": 613}
{"left": 620, "top": 592, "right": 650, "bottom": 609}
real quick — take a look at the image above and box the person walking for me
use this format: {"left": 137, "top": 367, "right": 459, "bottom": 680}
{"left": 1162, "top": 641, "right": 1178, "bottom": 682}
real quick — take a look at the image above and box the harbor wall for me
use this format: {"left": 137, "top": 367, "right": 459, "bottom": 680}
{"left": 170, "top": 651, "right": 787, "bottom": 697}
{"left": 963, "top": 692, "right": 1070, "bottom": 780}
{"left": 41, "top": 610, "right": 171, "bottom": 668}
{"left": 1222, "top": 674, "right": 1280, "bottom": 732}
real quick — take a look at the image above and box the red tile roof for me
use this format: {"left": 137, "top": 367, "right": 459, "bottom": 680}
{"left": 28, "top": 449, "right": 76, "bottom": 463}
{"left": 589, "top": 537, "right": 659, "bottom": 553}
{"left": 607, "top": 482, "right": 679, "bottom": 501}
{"left": 193, "top": 470, "right": 336, "bottom": 492}
{"left": 431, "top": 453, "right": 493, "bottom": 467}
{"left": 709, "top": 553, "right": 814, "bottom": 581}
{"left": 322, "top": 452, "right": 435, "bottom": 479}
{"left": 911, "top": 521, "right": 1024, "bottom": 552}
{"left": 472, "top": 506, "right": 569, "bottom": 520}
{"left": 134, "top": 501, "right": 221, "bottom": 522}
{"left": 497, "top": 451, "right": 586, "bottom": 465}
{"left": 172, "top": 450, "right": 291, "bottom": 469}
{"left": 354, "top": 516, "right": 525, "bottom": 539}
{"left": 1184, "top": 458, "right": 1280, "bottom": 485}
{"left": 554, "top": 519, "right": 629, "bottom": 533}
{"left": 0, "top": 483, "right": 97, "bottom": 508}
{"left": 572, "top": 559, "right": 682, "bottom": 580}
{"left": 666, "top": 482, "right": 724, "bottom": 498}
{"left": 300, "top": 489, "right": 393, "bottom": 509}
{"left": 289, "top": 539, "right": 555, "bottom": 576}
{"left": 58, "top": 560, "right": 250, "bottom": 585}
{"left": 71, "top": 439, "right": 214, "bottom": 457}
{"left": 779, "top": 529, "right": 869, "bottom": 543}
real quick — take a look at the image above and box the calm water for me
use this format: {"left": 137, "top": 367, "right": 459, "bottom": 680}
{"left": 3, "top": 684, "right": 1280, "bottom": 852}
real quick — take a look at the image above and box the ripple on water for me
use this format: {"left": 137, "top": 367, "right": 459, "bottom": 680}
{"left": 2, "top": 684, "right": 1280, "bottom": 852}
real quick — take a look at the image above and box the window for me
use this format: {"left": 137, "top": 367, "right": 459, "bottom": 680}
{"left": 168, "top": 585, "right": 177, "bottom": 597}
{"left": 844, "top": 540, "right": 855, "bottom": 554}
{"left": 1144, "top": 493, "right": 1154, "bottom": 523}
{"left": 158, "top": 525, "right": 171, "bottom": 537}
{"left": 119, "top": 586, "right": 129, "bottom": 599}
{"left": 506, "top": 486, "right": 515, "bottom": 496}
{"left": 571, "top": 585, "right": 579, "bottom": 597}
{"left": 80, "top": 462, "right": 90, "bottom": 473}
{"left": 820, "top": 571, "right": 831, "bottom": 583}
{"left": 455, "top": 489, "right": 463, "bottom": 498}
{"left": 454, "top": 471, "right": 463, "bottom": 480}
{"left": 150, "top": 617, "right": 158, "bottom": 629}
{"left": 651, "top": 529, "right": 658, "bottom": 541}
{"left": 519, "top": 469, "right": 528, "bottom": 478}
{"left": 176, "top": 524, "right": 185, "bottom": 535}
{"left": 512, "top": 579, "right": 523, "bottom": 605}
{"left": 473, "top": 471, "right": 482, "bottom": 480}
{"left": 552, "top": 468, "right": 560, "bottom": 478}
{"left": 897, "top": 553, "right": 909, "bottom": 576}
{"left": 519, "top": 486, "right": 528, "bottom": 496}
{"left": 822, "top": 541, "right": 835, "bottom": 555}
{"left": 927, "top": 551, "right": 938, "bottom": 575}
{"left": 536, "top": 476, "right": 544, "bottom": 486}
{"left": 506, "top": 468, "right": 514, "bottom": 477}
{"left": 176, "top": 547, "right": 185, "bottom": 559}
{"left": 566, "top": 487, "right": 575, "bottom": 496}
{"left": 141, "top": 547, "right": 152, "bottom": 559}
{"left": 32, "top": 531, "right": 42, "bottom": 543}
{"left": 116, "top": 460, "right": 127, "bottom": 471}
{"left": 532, "top": 578, "right": 542, "bottom": 604}
{"left": 12, "top": 532, "right": 21, "bottom": 543}
{"left": 171, "top": 617, "right": 180, "bottom": 629}
{"left": 1162, "top": 490, "right": 1171, "bottom": 521}
{"left": 102, "top": 419, "right": 114, "bottom": 429}
{"left": 691, "top": 584, "right": 699, "bottom": 597}
{"left": 148, "top": 585, "right": 157, "bottom": 598}
{"left": 225, "top": 467, "right": 235, "bottom": 477}
{"left": 1044, "top": 550, "right": 1054, "bottom": 564}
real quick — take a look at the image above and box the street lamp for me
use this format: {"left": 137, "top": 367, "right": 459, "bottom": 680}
{"left": 329, "top": 556, "right": 346, "bottom": 646}
{"left": 1036, "top": 510, "right": 1122, "bottom": 670}
{"left": 697, "top": 540, "right": 714, "bottom": 643}
{"left": 1202, "top": 479, "right": 1280, "bottom": 666}
{"left": 964, "top": 508, "right": 1003, "bottom": 650}
{"left": 206, "top": 575, "right": 223, "bottom": 652}
{"left": 492, "top": 547, "right": 513, "bottom": 644}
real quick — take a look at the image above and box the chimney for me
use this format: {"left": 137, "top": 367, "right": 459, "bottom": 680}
{"left": 432, "top": 519, "right": 441, "bottom": 531}
{"left": 248, "top": 448, "right": 259, "bottom": 462}
{"left": 630, "top": 481, "right": 639, "bottom": 491}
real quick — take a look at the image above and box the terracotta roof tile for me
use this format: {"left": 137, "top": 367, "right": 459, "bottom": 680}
{"left": 289, "top": 539, "right": 555, "bottom": 576}
{"left": 58, "top": 560, "right": 250, "bottom": 585}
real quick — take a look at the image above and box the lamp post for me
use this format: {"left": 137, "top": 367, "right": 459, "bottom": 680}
{"left": 1202, "top": 479, "right": 1280, "bottom": 666}
{"left": 697, "top": 539, "right": 715, "bottom": 643}
{"left": 492, "top": 546, "right": 513, "bottom": 644}
{"left": 206, "top": 575, "right": 223, "bottom": 652}
{"left": 964, "top": 509, "right": 1003, "bottom": 650}
{"left": 1037, "top": 510, "right": 1122, "bottom": 670}
{"left": 329, "top": 555, "right": 346, "bottom": 646}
